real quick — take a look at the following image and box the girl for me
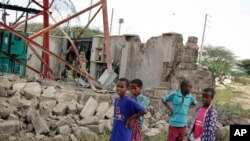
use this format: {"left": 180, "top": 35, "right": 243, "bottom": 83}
{"left": 188, "top": 88, "right": 217, "bottom": 141}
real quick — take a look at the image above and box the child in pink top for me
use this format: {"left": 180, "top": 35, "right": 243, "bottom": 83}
{"left": 188, "top": 88, "right": 217, "bottom": 141}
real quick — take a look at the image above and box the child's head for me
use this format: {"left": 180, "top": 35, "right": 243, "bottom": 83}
{"left": 202, "top": 88, "right": 215, "bottom": 107}
{"left": 180, "top": 80, "right": 192, "bottom": 95}
{"left": 116, "top": 78, "right": 129, "bottom": 97}
{"left": 130, "top": 79, "right": 143, "bottom": 97}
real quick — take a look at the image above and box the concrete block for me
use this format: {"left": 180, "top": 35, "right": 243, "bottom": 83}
{"left": 0, "top": 120, "right": 20, "bottom": 135}
{"left": 23, "top": 82, "right": 42, "bottom": 100}
{"left": 105, "top": 106, "right": 114, "bottom": 119}
{"left": 58, "top": 125, "right": 71, "bottom": 135}
{"left": 95, "top": 102, "right": 109, "bottom": 119}
{"left": 98, "top": 69, "right": 118, "bottom": 88}
{"left": 53, "top": 102, "right": 67, "bottom": 116}
{"left": 80, "top": 97, "right": 98, "bottom": 119}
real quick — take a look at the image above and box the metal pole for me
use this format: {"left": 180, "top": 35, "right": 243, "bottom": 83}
{"left": 199, "top": 13, "right": 207, "bottom": 63}
{"left": 102, "top": 0, "right": 112, "bottom": 72}
{"left": 43, "top": 0, "right": 50, "bottom": 77}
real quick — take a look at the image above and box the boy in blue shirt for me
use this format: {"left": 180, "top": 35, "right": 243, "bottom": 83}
{"left": 110, "top": 78, "right": 147, "bottom": 141}
{"left": 130, "top": 79, "right": 150, "bottom": 141}
{"left": 162, "top": 80, "right": 197, "bottom": 141}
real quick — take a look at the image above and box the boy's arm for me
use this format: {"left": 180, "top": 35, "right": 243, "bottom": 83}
{"left": 126, "top": 110, "right": 147, "bottom": 127}
{"left": 189, "top": 95, "right": 197, "bottom": 108}
{"left": 162, "top": 93, "right": 174, "bottom": 116}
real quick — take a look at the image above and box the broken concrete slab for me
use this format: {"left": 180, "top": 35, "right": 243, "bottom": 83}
{"left": 12, "top": 82, "right": 26, "bottom": 92}
{"left": 40, "top": 100, "right": 57, "bottom": 109}
{"left": 22, "top": 82, "right": 42, "bottom": 100}
{"left": 70, "top": 134, "right": 77, "bottom": 141}
{"left": 55, "top": 92, "right": 78, "bottom": 102}
{"left": 54, "top": 134, "right": 67, "bottom": 141}
{"left": 29, "top": 111, "right": 50, "bottom": 135}
{"left": 0, "top": 77, "right": 12, "bottom": 90}
{"left": 80, "top": 97, "right": 98, "bottom": 119}
{"left": 79, "top": 116, "right": 99, "bottom": 126}
{"left": 86, "top": 124, "right": 105, "bottom": 134}
{"left": 0, "top": 86, "right": 7, "bottom": 97}
{"left": 53, "top": 102, "right": 67, "bottom": 116}
{"left": 41, "top": 86, "right": 56, "bottom": 100}
{"left": 67, "top": 101, "right": 77, "bottom": 114}
{"left": 8, "top": 96, "right": 22, "bottom": 108}
{"left": 58, "top": 125, "right": 71, "bottom": 135}
{"left": 98, "top": 69, "right": 118, "bottom": 88}
{"left": 56, "top": 115, "right": 76, "bottom": 127}
{"left": 105, "top": 106, "right": 114, "bottom": 119}
{"left": 8, "top": 113, "right": 19, "bottom": 120}
{"left": 75, "top": 127, "right": 98, "bottom": 141}
{"left": 95, "top": 102, "right": 109, "bottom": 119}
{"left": 0, "top": 107, "right": 11, "bottom": 119}
{"left": 0, "top": 120, "right": 20, "bottom": 135}
{"left": 76, "top": 103, "right": 84, "bottom": 114}
{"left": 21, "top": 99, "right": 32, "bottom": 109}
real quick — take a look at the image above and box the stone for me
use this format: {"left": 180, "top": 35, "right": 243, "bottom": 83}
{"left": 0, "top": 86, "right": 7, "bottom": 97}
{"left": 87, "top": 124, "right": 105, "bottom": 134}
{"left": 95, "top": 102, "right": 109, "bottom": 119}
{"left": 56, "top": 92, "right": 78, "bottom": 102}
{"left": 8, "top": 136, "right": 17, "bottom": 141}
{"left": 21, "top": 99, "right": 32, "bottom": 108}
{"left": 79, "top": 116, "right": 99, "bottom": 126}
{"left": 0, "top": 107, "right": 11, "bottom": 119}
{"left": 143, "top": 128, "right": 161, "bottom": 141}
{"left": 99, "top": 120, "right": 112, "bottom": 132}
{"left": 75, "top": 127, "right": 98, "bottom": 141}
{"left": 80, "top": 97, "right": 98, "bottom": 119}
{"left": 56, "top": 115, "right": 76, "bottom": 127}
{"left": 26, "top": 132, "right": 35, "bottom": 138}
{"left": 67, "top": 101, "right": 77, "bottom": 114}
{"left": 0, "top": 77, "right": 12, "bottom": 89}
{"left": 12, "top": 82, "right": 26, "bottom": 91}
{"left": 8, "top": 96, "right": 22, "bottom": 108}
{"left": 26, "top": 123, "right": 34, "bottom": 132}
{"left": 41, "top": 86, "right": 56, "bottom": 100}
{"left": 40, "top": 100, "right": 57, "bottom": 109}
{"left": 105, "top": 106, "right": 114, "bottom": 119}
{"left": 8, "top": 113, "right": 19, "bottom": 120}
{"left": 216, "top": 126, "right": 230, "bottom": 141}
{"left": 39, "top": 107, "right": 52, "bottom": 117}
{"left": 70, "top": 134, "right": 77, "bottom": 141}
{"left": 0, "top": 120, "right": 20, "bottom": 135}
{"left": 53, "top": 102, "right": 67, "bottom": 116}
{"left": 23, "top": 82, "right": 42, "bottom": 100}
{"left": 144, "top": 111, "right": 152, "bottom": 119}
{"left": 54, "top": 134, "right": 67, "bottom": 141}
{"left": 76, "top": 103, "right": 84, "bottom": 114}
{"left": 30, "top": 111, "right": 50, "bottom": 134}
{"left": 58, "top": 125, "right": 71, "bottom": 135}
{"left": 35, "top": 134, "right": 45, "bottom": 140}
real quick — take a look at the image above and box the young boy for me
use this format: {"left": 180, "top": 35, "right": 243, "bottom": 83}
{"left": 130, "top": 79, "right": 150, "bottom": 141}
{"left": 162, "top": 80, "right": 197, "bottom": 141}
{"left": 188, "top": 88, "right": 217, "bottom": 141}
{"left": 110, "top": 78, "right": 147, "bottom": 141}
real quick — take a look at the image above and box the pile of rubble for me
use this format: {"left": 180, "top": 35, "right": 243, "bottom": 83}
{"left": 0, "top": 75, "right": 168, "bottom": 141}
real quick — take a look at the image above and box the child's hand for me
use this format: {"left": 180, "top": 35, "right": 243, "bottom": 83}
{"left": 168, "top": 108, "right": 173, "bottom": 116}
{"left": 126, "top": 118, "right": 132, "bottom": 128}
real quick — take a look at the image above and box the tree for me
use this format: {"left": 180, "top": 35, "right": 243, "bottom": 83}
{"left": 237, "top": 59, "right": 250, "bottom": 76}
{"left": 201, "top": 45, "right": 236, "bottom": 84}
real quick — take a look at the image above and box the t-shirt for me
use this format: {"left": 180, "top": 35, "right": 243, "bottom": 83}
{"left": 136, "top": 93, "right": 149, "bottom": 125}
{"left": 110, "top": 96, "right": 145, "bottom": 141}
{"left": 194, "top": 107, "right": 207, "bottom": 138}
{"left": 162, "top": 90, "right": 197, "bottom": 127}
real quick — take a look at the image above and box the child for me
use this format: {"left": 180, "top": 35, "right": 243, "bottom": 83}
{"left": 162, "top": 80, "right": 197, "bottom": 141}
{"left": 188, "top": 88, "right": 217, "bottom": 141}
{"left": 110, "top": 78, "right": 147, "bottom": 141}
{"left": 130, "top": 79, "right": 150, "bottom": 141}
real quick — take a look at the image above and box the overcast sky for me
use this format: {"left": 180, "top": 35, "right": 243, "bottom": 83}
{"left": 4, "top": 0, "right": 250, "bottom": 59}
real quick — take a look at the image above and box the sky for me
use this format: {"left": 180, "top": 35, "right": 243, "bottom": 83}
{"left": 3, "top": 0, "right": 250, "bottom": 59}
